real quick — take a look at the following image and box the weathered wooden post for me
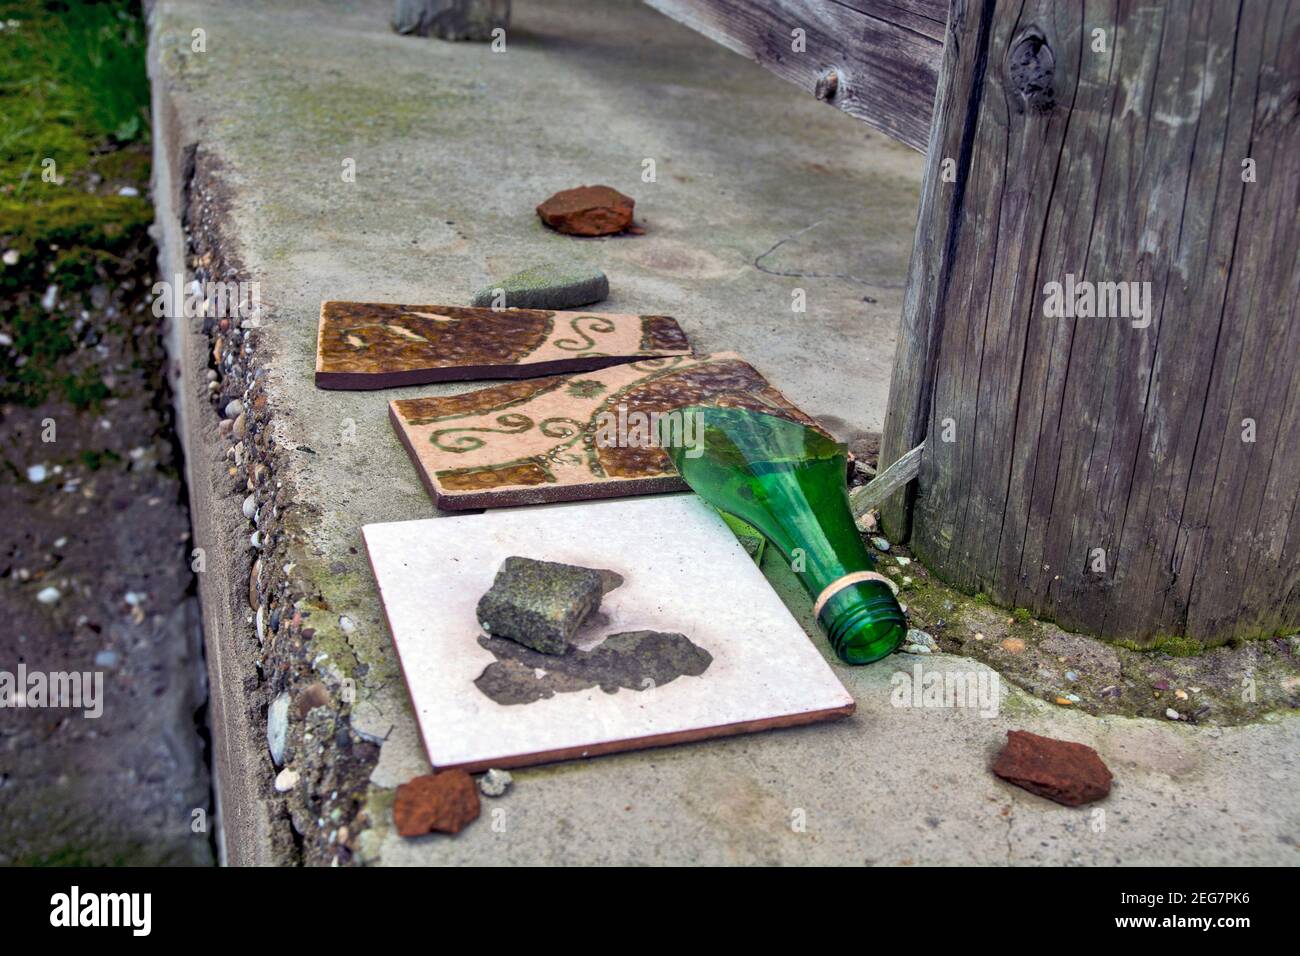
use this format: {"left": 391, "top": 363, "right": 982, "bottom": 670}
{"left": 880, "top": 0, "right": 1300, "bottom": 646}
{"left": 393, "top": 0, "right": 510, "bottom": 40}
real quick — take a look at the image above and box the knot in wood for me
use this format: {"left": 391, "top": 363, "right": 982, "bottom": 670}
{"left": 814, "top": 68, "right": 840, "bottom": 102}
{"left": 1007, "top": 30, "right": 1055, "bottom": 113}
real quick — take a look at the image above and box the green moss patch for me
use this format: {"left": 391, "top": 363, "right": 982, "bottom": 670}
{"left": 875, "top": 540, "right": 1300, "bottom": 727}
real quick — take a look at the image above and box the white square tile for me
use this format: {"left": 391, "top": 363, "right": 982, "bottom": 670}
{"left": 363, "top": 494, "right": 854, "bottom": 771}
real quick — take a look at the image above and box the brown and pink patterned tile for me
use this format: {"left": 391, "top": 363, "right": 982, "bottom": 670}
{"left": 315, "top": 301, "right": 691, "bottom": 389}
{"left": 389, "top": 352, "right": 827, "bottom": 509}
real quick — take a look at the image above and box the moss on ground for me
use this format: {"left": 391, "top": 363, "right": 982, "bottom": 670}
{"left": 1110, "top": 634, "right": 1211, "bottom": 658}
{"left": 0, "top": 2, "right": 154, "bottom": 407}
{"left": 0, "top": 192, "right": 153, "bottom": 284}
{"left": 0, "top": 1, "right": 149, "bottom": 183}
{"left": 874, "top": 536, "right": 1300, "bottom": 727}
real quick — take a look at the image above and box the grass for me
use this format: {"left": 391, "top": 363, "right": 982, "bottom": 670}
{"left": 0, "top": 1, "right": 153, "bottom": 407}
{"left": 0, "top": 1, "right": 149, "bottom": 190}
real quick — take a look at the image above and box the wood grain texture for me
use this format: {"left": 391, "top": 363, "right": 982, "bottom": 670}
{"left": 895, "top": 0, "right": 1300, "bottom": 646}
{"left": 850, "top": 439, "right": 924, "bottom": 523}
{"left": 879, "top": 0, "right": 994, "bottom": 538}
{"left": 644, "top": 0, "right": 943, "bottom": 151}
{"left": 833, "top": 0, "right": 948, "bottom": 41}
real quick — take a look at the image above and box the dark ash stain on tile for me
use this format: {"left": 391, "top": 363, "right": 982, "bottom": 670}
{"left": 473, "top": 630, "right": 713, "bottom": 706}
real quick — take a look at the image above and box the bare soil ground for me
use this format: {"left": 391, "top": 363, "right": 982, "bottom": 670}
{"left": 0, "top": 140, "right": 212, "bottom": 865}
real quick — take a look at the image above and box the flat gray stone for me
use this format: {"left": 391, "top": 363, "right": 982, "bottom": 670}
{"left": 471, "top": 264, "right": 609, "bottom": 310}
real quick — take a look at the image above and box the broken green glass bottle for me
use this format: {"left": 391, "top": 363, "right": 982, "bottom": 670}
{"left": 664, "top": 405, "right": 907, "bottom": 664}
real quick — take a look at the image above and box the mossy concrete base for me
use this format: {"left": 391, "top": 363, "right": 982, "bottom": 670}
{"left": 874, "top": 542, "right": 1300, "bottom": 727}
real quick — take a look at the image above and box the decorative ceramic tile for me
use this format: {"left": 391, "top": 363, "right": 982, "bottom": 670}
{"left": 362, "top": 495, "right": 855, "bottom": 772}
{"left": 388, "top": 352, "right": 824, "bottom": 509}
{"left": 315, "top": 301, "right": 691, "bottom": 389}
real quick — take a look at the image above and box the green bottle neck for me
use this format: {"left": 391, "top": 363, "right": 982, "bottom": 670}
{"left": 665, "top": 405, "right": 908, "bottom": 664}
{"left": 714, "top": 465, "right": 907, "bottom": 665}
{"left": 816, "top": 579, "right": 908, "bottom": 664}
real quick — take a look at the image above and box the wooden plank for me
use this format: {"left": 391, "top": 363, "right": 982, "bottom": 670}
{"left": 644, "top": 0, "right": 943, "bottom": 151}
{"left": 849, "top": 440, "right": 924, "bottom": 525}
{"left": 900, "top": 0, "right": 1300, "bottom": 646}
{"left": 878, "top": 0, "right": 992, "bottom": 539}
{"left": 832, "top": 0, "right": 948, "bottom": 41}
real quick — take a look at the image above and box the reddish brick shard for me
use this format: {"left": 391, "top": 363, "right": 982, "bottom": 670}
{"left": 992, "top": 729, "right": 1112, "bottom": 807}
{"left": 537, "top": 185, "right": 635, "bottom": 236}
{"left": 393, "top": 770, "right": 481, "bottom": 837}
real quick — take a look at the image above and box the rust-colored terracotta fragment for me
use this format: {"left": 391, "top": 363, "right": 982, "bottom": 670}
{"left": 315, "top": 302, "right": 690, "bottom": 389}
{"left": 536, "top": 185, "right": 635, "bottom": 236}
{"left": 392, "top": 771, "right": 480, "bottom": 837}
{"left": 389, "top": 352, "right": 827, "bottom": 510}
{"left": 992, "top": 730, "right": 1113, "bottom": 807}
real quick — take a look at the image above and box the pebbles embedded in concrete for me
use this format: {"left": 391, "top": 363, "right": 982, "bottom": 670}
{"left": 224, "top": 398, "right": 244, "bottom": 419}
{"left": 293, "top": 681, "right": 332, "bottom": 718}
{"left": 479, "top": 768, "right": 513, "bottom": 797}
{"left": 870, "top": 536, "right": 891, "bottom": 552}
{"left": 267, "top": 691, "right": 290, "bottom": 766}
{"left": 249, "top": 558, "right": 260, "bottom": 609}
{"left": 26, "top": 464, "right": 47, "bottom": 483}
{"left": 274, "top": 768, "right": 299, "bottom": 792}
{"left": 471, "top": 264, "right": 609, "bottom": 310}
{"left": 242, "top": 494, "right": 257, "bottom": 519}
{"left": 906, "top": 628, "right": 936, "bottom": 649}
{"left": 36, "top": 586, "right": 61, "bottom": 604}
